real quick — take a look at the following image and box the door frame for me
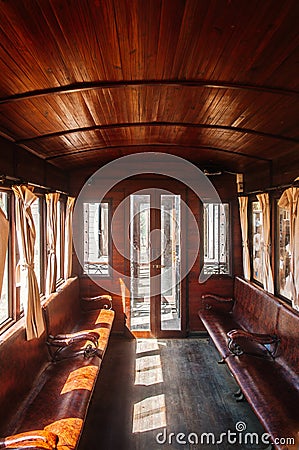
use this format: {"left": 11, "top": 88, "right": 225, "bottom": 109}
{"left": 124, "top": 178, "right": 187, "bottom": 338}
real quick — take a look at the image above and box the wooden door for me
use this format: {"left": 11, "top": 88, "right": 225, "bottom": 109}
{"left": 127, "top": 187, "right": 186, "bottom": 338}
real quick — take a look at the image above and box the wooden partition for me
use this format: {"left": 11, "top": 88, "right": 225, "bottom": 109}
{"left": 71, "top": 170, "right": 242, "bottom": 335}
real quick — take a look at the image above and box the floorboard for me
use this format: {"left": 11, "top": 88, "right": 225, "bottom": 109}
{"left": 78, "top": 337, "right": 268, "bottom": 450}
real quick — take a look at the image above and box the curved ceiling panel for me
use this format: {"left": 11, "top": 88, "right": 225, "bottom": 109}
{"left": 0, "top": 0, "right": 298, "bottom": 174}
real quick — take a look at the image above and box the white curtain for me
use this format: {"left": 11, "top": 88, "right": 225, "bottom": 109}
{"left": 0, "top": 206, "right": 9, "bottom": 298}
{"left": 256, "top": 193, "right": 274, "bottom": 294}
{"left": 46, "top": 193, "right": 60, "bottom": 296}
{"left": 278, "top": 187, "right": 299, "bottom": 310}
{"left": 12, "top": 186, "right": 44, "bottom": 340}
{"left": 64, "top": 196, "right": 75, "bottom": 279}
{"left": 238, "top": 196, "right": 251, "bottom": 280}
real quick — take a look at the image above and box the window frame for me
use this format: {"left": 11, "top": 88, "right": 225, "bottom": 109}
{"left": 56, "top": 198, "right": 66, "bottom": 287}
{"left": 0, "top": 189, "right": 70, "bottom": 336}
{"left": 249, "top": 197, "right": 264, "bottom": 287}
{"left": 0, "top": 190, "right": 14, "bottom": 331}
{"left": 82, "top": 198, "right": 112, "bottom": 278}
{"left": 30, "top": 195, "right": 46, "bottom": 296}
{"left": 202, "top": 201, "right": 232, "bottom": 277}
{"left": 275, "top": 198, "right": 293, "bottom": 305}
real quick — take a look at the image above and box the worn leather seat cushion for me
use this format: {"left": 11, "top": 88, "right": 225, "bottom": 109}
{"left": 227, "top": 354, "right": 299, "bottom": 448}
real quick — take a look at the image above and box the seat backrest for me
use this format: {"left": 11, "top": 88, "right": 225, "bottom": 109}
{"left": 276, "top": 304, "right": 299, "bottom": 376}
{"left": 42, "top": 277, "right": 81, "bottom": 336}
{"left": 0, "top": 327, "right": 47, "bottom": 435}
{"left": 233, "top": 277, "right": 280, "bottom": 334}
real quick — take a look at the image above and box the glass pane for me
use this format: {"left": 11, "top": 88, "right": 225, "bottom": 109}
{"left": 130, "top": 195, "right": 150, "bottom": 331}
{"left": 83, "top": 202, "right": 109, "bottom": 276}
{"left": 31, "top": 199, "right": 41, "bottom": 291}
{"left": 252, "top": 201, "right": 263, "bottom": 284}
{"left": 161, "top": 195, "right": 181, "bottom": 331}
{"left": 56, "top": 201, "right": 61, "bottom": 280}
{"left": 203, "top": 203, "right": 230, "bottom": 274}
{"left": 278, "top": 206, "right": 292, "bottom": 300}
{"left": 0, "top": 192, "right": 9, "bottom": 323}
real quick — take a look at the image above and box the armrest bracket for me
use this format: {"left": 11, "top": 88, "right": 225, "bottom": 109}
{"left": 227, "top": 329, "right": 280, "bottom": 359}
{"left": 46, "top": 330, "right": 100, "bottom": 361}
{"left": 201, "top": 294, "right": 234, "bottom": 311}
{"left": 81, "top": 294, "right": 113, "bottom": 310}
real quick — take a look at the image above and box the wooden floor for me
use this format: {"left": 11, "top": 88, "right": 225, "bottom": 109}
{"left": 78, "top": 336, "right": 268, "bottom": 450}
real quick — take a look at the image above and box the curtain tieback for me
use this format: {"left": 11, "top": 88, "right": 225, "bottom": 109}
{"left": 242, "top": 240, "right": 249, "bottom": 247}
{"left": 21, "top": 262, "right": 35, "bottom": 270}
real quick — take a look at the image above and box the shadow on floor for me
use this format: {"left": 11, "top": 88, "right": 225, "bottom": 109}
{"left": 78, "top": 336, "right": 268, "bottom": 450}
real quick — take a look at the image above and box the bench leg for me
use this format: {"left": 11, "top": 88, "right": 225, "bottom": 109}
{"left": 233, "top": 388, "right": 242, "bottom": 397}
{"left": 234, "top": 391, "right": 245, "bottom": 402}
{"left": 217, "top": 357, "right": 226, "bottom": 364}
{"left": 264, "top": 443, "right": 275, "bottom": 450}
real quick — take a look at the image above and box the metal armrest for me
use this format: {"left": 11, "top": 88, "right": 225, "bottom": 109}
{"left": 81, "top": 294, "right": 113, "bottom": 310}
{"left": 47, "top": 330, "right": 100, "bottom": 361}
{"left": 227, "top": 329, "right": 280, "bottom": 358}
{"left": 47, "top": 330, "right": 99, "bottom": 347}
{"left": 201, "top": 294, "right": 234, "bottom": 310}
{"left": 0, "top": 430, "right": 58, "bottom": 449}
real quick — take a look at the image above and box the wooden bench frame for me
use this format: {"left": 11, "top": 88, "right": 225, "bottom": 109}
{"left": 0, "top": 278, "right": 115, "bottom": 450}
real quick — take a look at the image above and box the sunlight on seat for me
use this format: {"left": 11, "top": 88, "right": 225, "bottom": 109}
{"left": 132, "top": 394, "right": 166, "bottom": 433}
{"left": 135, "top": 354, "right": 164, "bottom": 386}
{"left": 45, "top": 418, "right": 83, "bottom": 448}
{"left": 60, "top": 365, "right": 98, "bottom": 394}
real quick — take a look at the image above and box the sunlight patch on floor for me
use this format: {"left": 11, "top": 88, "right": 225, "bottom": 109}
{"left": 132, "top": 394, "right": 167, "bottom": 433}
{"left": 135, "top": 354, "right": 164, "bottom": 386}
{"left": 136, "top": 339, "right": 160, "bottom": 354}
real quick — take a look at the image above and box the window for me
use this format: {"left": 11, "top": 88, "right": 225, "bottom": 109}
{"left": 31, "top": 198, "right": 42, "bottom": 292}
{"left": 83, "top": 202, "right": 110, "bottom": 276}
{"left": 203, "top": 203, "right": 230, "bottom": 275}
{"left": 54, "top": 199, "right": 65, "bottom": 284}
{"left": 0, "top": 192, "right": 9, "bottom": 324}
{"left": 277, "top": 204, "right": 292, "bottom": 300}
{"left": 56, "top": 200, "right": 62, "bottom": 281}
{"left": 251, "top": 201, "right": 263, "bottom": 284}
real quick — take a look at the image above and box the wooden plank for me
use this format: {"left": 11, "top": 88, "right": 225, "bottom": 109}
{"left": 79, "top": 337, "right": 268, "bottom": 450}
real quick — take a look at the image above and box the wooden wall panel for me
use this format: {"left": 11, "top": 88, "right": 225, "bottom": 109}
{"left": 0, "top": 137, "right": 69, "bottom": 191}
{"left": 78, "top": 189, "right": 127, "bottom": 334}
{"left": 73, "top": 172, "right": 242, "bottom": 334}
{"left": 187, "top": 174, "right": 242, "bottom": 332}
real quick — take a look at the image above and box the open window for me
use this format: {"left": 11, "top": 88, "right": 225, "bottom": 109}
{"left": 251, "top": 200, "right": 264, "bottom": 284}
{"left": 277, "top": 203, "right": 292, "bottom": 301}
{"left": 31, "top": 197, "right": 42, "bottom": 292}
{"left": 203, "top": 203, "right": 230, "bottom": 275}
{"left": 83, "top": 202, "right": 110, "bottom": 276}
{"left": 0, "top": 192, "right": 9, "bottom": 325}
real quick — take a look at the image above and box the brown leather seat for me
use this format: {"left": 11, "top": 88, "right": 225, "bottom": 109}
{"left": 198, "top": 276, "right": 299, "bottom": 450}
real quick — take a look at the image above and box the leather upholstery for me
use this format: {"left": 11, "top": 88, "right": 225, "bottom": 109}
{"left": 0, "top": 277, "right": 115, "bottom": 449}
{"left": 233, "top": 277, "right": 279, "bottom": 334}
{"left": 227, "top": 354, "right": 299, "bottom": 450}
{"left": 199, "top": 276, "right": 299, "bottom": 450}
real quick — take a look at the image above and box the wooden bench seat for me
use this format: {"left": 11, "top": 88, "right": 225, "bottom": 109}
{"left": 199, "top": 276, "right": 299, "bottom": 450}
{"left": 0, "top": 277, "right": 115, "bottom": 450}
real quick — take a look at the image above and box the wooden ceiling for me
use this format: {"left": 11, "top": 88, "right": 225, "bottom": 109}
{"left": 0, "top": 0, "right": 298, "bottom": 177}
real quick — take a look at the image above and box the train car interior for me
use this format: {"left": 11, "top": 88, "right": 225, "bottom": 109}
{"left": 0, "top": 1, "right": 298, "bottom": 449}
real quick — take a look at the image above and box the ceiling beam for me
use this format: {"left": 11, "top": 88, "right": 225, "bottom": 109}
{"left": 16, "top": 121, "right": 299, "bottom": 145}
{"left": 0, "top": 79, "right": 298, "bottom": 105}
{"left": 45, "top": 143, "right": 271, "bottom": 162}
